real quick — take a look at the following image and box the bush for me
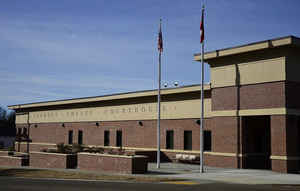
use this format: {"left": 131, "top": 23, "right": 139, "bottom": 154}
{"left": 84, "top": 147, "right": 104, "bottom": 154}
{"left": 56, "top": 143, "right": 66, "bottom": 153}
{"left": 7, "top": 146, "right": 15, "bottom": 152}
{"left": 8, "top": 151, "right": 14, "bottom": 156}
{"left": 71, "top": 143, "right": 83, "bottom": 153}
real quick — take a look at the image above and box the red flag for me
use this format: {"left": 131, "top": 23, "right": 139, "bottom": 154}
{"left": 200, "top": 8, "right": 204, "bottom": 43}
{"left": 158, "top": 19, "right": 163, "bottom": 52}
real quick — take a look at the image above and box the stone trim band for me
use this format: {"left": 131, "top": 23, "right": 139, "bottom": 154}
{"left": 211, "top": 108, "right": 300, "bottom": 117}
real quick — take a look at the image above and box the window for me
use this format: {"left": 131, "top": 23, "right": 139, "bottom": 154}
{"left": 68, "top": 130, "right": 73, "bottom": 144}
{"left": 166, "top": 130, "right": 174, "bottom": 149}
{"left": 104, "top": 131, "right": 110, "bottom": 146}
{"left": 116, "top": 130, "right": 122, "bottom": 147}
{"left": 22, "top": 127, "right": 27, "bottom": 136}
{"left": 78, "top": 130, "right": 83, "bottom": 145}
{"left": 17, "top": 128, "right": 22, "bottom": 136}
{"left": 184, "top": 131, "right": 192, "bottom": 150}
{"left": 204, "top": 130, "right": 212, "bottom": 151}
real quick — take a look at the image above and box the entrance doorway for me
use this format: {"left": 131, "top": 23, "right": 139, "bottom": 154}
{"left": 242, "top": 116, "right": 271, "bottom": 169}
{"left": 298, "top": 117, "right": 300, "bottom": 172}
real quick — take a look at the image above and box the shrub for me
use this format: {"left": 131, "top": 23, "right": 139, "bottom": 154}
{"left": 8, "top": 151, "right": 14, "bottom": 156}
{"left": 56, "top": 143, "right": 66, "bottom": 153}
{"left": 7, "top": 146, "right": 15, "bottom": 152}
{"left": 71, "top": 143, "right": 83, "bottom": 153}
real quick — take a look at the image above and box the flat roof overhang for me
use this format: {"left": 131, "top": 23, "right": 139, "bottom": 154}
{"left": 8, "top": 84, "right": 211, "bottom": 110}
{"left": 194, "top": 35, "right": 300, "bottom": 63}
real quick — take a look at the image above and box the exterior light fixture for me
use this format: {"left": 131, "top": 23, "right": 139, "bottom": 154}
{"left": 138, "top": 121, "right": 143, "bottom": 126}
{"left": 174, "top": 81, "right": 179, "bottom": 87}
{"left": 62, "top": 123, "right": 65, "bottom": 128}
{"left": 96, "top": 122, "right": 99, "bottom": 127}
{"left": 34, "top": 124, "right": 38, "bottom": 128}
{"left": 195, "top": 119, "right": 200, "bottom": 125}
{"left": 163, "top": 83, "right": 168, "bottom": 88}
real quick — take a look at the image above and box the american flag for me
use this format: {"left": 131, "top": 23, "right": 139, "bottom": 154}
{"left": 158, "top": 19, "right": 163, "bottom": 52}
{"left": 200, "top": 7, "right": 204, "bottom": 44}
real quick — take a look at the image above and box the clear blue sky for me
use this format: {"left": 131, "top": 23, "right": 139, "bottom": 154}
{"left": 1, "top": 0, "right": 300, "bottom": 107}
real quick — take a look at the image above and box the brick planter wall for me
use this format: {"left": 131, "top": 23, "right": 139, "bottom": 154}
{"left": 104, "top": 148, "right": 157, "bottom": 163}
{"left": 0, "top": 151, "right": 11, "bottom": 156}
{"left": 0, "top": 151, "right": 29, "bottom": 157}
{"left": 0, "top": 156, "right": 29, "bottom": 167}
{"left": 77, "top": 152, "right": 148, "bottom": 174}
{"left": 132, "top": 150, "right": 157, "bottom": 163}
{"left": 30, "top": 152, "right": 77, "bottom": 169}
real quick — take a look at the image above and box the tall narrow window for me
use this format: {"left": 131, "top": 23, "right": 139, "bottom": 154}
{"left": 166, "top": 130, "right": 174, "bottom": 149}
{"left": 184, "top": 131, "right": 192, "bottom": 150}
{"left": 78, "top": 130, "right": 83, "bottom": 145}
{"left": 17, "top": 128, "right": 22, "bottom": 136}
{"left": 204, "top": 130, "right": 212, "bottom": 151}
{"left": 22, "top": 127, "right": 27, "bottom": 136}
{"left": 104, "top": 131, "right": 110, "bottom": 146}
{"left": 68, "top": 130, "right": 73, "bottom": 145}
{"left": 116, "top": 130, "right": 122, "bottom": 147}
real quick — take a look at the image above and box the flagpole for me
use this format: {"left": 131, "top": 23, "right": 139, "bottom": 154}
{"left": 200, "top": 5, "right": 205, "bottom": 174}
{"left": 157, "top": 18, "right": 162, "bottom": 169}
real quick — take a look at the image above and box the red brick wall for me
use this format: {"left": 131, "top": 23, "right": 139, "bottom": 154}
{"left": 212, "top": 86, "right": 238, "bottom": 111}
{"left": 77, "top": 153, "right": 147, "bottom": 174}
{"left": 212, "top": 82, "right": 285, "bottom": 111}
{"left": 271, "top": 115, "right": 287, "bottom": 156}
{"left": 204, "top": 154, "right": 238, "bottom": 168}
{"left": 272, "top": 160, "right": 288, "bottom": 173}
{"left": 30, "top": 152, "right": 77, "bottom": 169}
{"left": 162, "top": 151, "right": 238, "bottom": 169}
{"left": 19, "top": 118, "right": 212, "bottom": 152}
{"left": 270, "top": 115, "right": 300, "bottom": 173}
{"left": 15, "top": 142, "right": 55, "bottom": 153}
{"left": 210, "top": 117, "right": 238, "bottom": 153}
{"left": 0, "top": 151, "right": 10, "bottom": 156}
{"left": 0, "top": 156, "right": 27, "bottom": 167}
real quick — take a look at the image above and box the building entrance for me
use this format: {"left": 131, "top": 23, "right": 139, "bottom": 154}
{"left": 298, "top": 117, "right": 300, "bottom": 172}
{"left": 243, "top": 116, "right": 271, "bottom": 169}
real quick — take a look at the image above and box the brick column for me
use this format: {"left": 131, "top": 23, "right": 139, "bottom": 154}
{"left": 271, "top": 115, "right": 299, "bottom": 173}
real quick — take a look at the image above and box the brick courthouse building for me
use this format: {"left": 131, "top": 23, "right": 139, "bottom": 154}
{"left": 9, "top": 36, "right": 300, "bottom": 173}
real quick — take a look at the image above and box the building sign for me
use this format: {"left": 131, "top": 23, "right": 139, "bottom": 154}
{"left": 16, "top": 99, "right": 211, "bottom": 124}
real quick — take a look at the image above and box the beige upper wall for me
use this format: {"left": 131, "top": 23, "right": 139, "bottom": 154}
{"left": 194, "top": 36, "right": 300, "bottom": 88}
{"left": 15, "top": 98, "right": 212, "bottom": 124}
{"left": 16, "top": 114, "right": 29, "bottom": 124}
{"left": 211, "top": 57, "right": 286, "bottom": 88}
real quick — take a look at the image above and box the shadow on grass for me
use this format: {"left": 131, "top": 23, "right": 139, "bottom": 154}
{"left": 0, "top": 168, "right": 43, "bottom": 177}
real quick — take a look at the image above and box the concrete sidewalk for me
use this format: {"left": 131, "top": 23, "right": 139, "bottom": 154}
{"left": 147, "top": 162, "right": 300, "bottom": 185}
{"left": 0, "top": 163, "right": 299, "bottom": 185}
